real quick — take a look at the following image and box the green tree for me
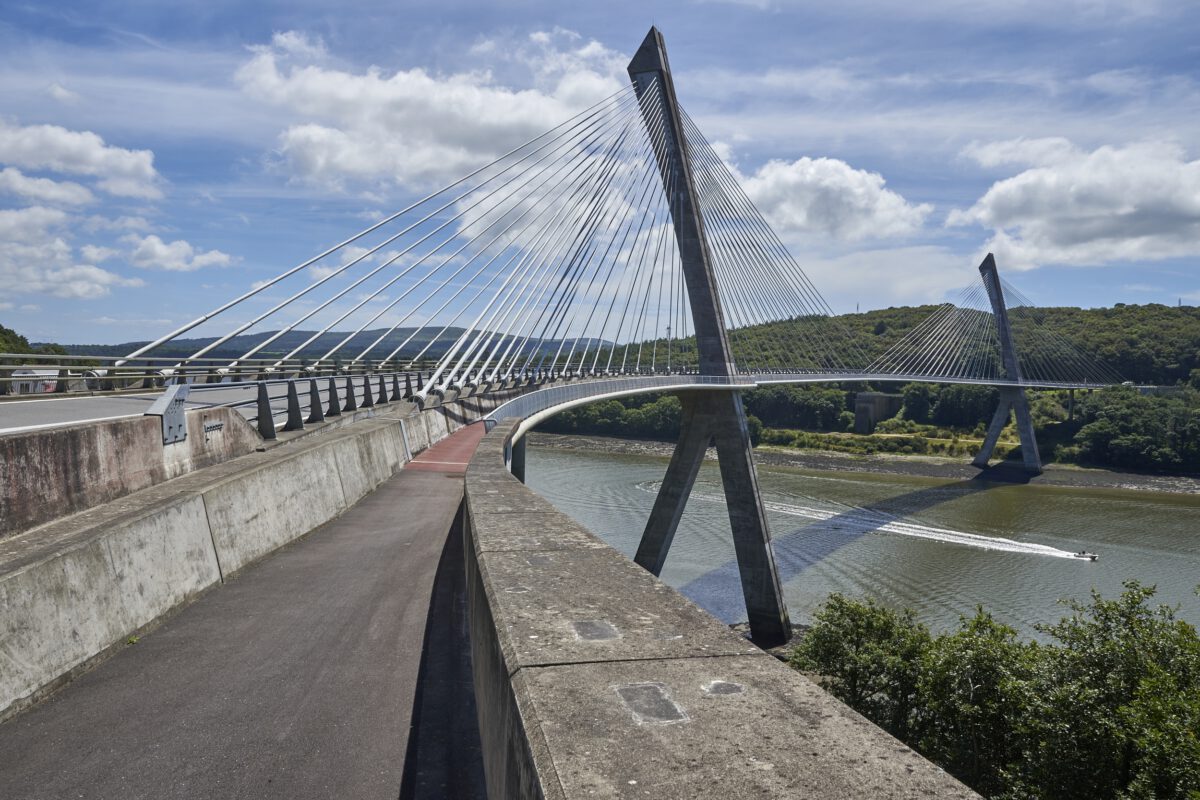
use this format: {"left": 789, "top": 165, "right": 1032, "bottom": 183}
{"left": 789, "top": 594, "right": 931, "bottom": 740}
{"left": 901, "top": 383, "right": 934, "bottom": 423}
{"left": 789, "top": 584, "right": 1200, "bottom": 800}
{"left": 916, "top": 611, "right": 1036, "bottom": 796}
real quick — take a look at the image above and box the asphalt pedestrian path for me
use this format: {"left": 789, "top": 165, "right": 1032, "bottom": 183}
{"left": 0, "top": 423, "right": 488, "bottom": 799}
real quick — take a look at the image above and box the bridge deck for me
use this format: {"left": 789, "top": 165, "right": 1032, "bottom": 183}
{"left": 0, "top": 425, "right": 487, "bottom": 799}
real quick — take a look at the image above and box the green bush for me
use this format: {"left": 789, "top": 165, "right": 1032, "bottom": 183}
{"left": 789, "top": 583, "right": 1200, "bottom": 800}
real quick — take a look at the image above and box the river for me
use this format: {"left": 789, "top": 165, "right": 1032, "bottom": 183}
{"left": 525, "top": 441, "right": 1200, "bottom": 637}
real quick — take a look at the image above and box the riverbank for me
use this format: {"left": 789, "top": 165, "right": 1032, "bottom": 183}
{"left": 527, "top": 432, "right": 1200, "bottom": 495}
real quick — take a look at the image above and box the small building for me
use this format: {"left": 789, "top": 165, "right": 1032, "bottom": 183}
{"left": 11, "top": 369, "right": 59, "bottom": 395}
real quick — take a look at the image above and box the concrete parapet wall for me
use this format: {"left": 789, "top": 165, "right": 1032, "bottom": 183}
{"left": 0, "top": 407, "right": 260, "bottom": 539}
{"left": 464, "top": 420, "right": 978, "bottom": 799}
{"left": 0, "top": 395, "right": 512, "bottom": 721}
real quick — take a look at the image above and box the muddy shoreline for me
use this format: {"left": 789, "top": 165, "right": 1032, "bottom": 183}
{"left": 526, "top": 432, "right": 1200, "bottom": 495}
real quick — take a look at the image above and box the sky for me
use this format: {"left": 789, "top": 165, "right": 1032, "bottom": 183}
{"left": 0, "top": 0, "right": 1198, "bottom": 345}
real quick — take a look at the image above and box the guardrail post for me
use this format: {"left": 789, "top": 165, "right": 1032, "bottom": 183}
{"left": 361, "top": 374, "right": 375, "bottom": 408}
{"left": 326, "top": 376, "right": 342, "bottom": 417}
{"left": 306, "top": 377, "right": 325, "bottom": 423}
{"left": 377, "top": 374, "right": 388, "bottom": 405}
{"left": 391, "top": 373, "right": 401, "bottom": 403}
{"left": 343, "top": 375, "right": 357, "bottom": 412}
{"left": 404, "top": 373, "right": 413, "bottom": 399}
{"left": 256, "top": 382, "right": 277, "bottom": 440}
{"left": 282, "top": 379, "right": 304, "bottom": 431}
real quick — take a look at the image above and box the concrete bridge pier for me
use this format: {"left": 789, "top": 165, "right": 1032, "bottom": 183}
{"left": 509, "top": 435, "right": 527, "bottom": 483}
{"left": 973, "top": 387, "right": 1041, "bottom": 473}
{"left": 628, "top": 27, "right": 791, "bottom": 647}
{"left": 636, "top": 390, "right": 791, "bottom": 645}
{"left": 972, "top": 253, "right": 1042, "bottom": 474}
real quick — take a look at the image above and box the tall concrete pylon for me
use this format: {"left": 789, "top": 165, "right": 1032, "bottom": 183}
{"left": 973, "top": 253, "right": 1043, "bottom": 473}
{"left": 627, "top": 28, "right": 791, "bottom": 646}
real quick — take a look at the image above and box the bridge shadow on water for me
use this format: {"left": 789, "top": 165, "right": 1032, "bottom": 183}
{"left": 397, "top": 508, "right": 487, "bottom": 800}
{"left": 678, "top": 461, "right": 1035, "bottom": 624}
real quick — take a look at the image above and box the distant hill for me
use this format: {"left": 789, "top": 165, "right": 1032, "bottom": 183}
{"left": 40, "top": 327, "right": 612, "bottom": 366}
{"left": 13, "top": 302, "right": 1200, "bottom": 386}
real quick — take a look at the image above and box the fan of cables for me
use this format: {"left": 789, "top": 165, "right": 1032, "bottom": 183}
{"left": 123, "top": 77, "right": 866, "bottom": 395}
{"left": 868, "top": 274, "right": 1123, "bottom": 386}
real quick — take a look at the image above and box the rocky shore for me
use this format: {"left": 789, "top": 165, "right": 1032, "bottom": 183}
{"left": 527, "top": 432, "right": 1200, "bottom": 495}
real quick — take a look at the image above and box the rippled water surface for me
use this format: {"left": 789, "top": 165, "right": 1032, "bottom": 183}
{"left": 526, "top": 445, "right": 1200, "bottom": 636}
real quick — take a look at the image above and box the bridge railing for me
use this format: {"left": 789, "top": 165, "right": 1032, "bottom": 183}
{"left": 487, "top": 374, "right": 758, "bottom": 428}
{"left": 0, "top": 352, "right": 440, "bottom": 397}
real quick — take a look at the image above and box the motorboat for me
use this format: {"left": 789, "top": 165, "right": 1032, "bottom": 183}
{"left": 1072, "top": 551, "right": 1098, "bottom": 562}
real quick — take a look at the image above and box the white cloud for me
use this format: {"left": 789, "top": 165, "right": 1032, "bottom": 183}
{"left": 740, "top": 156, "right": 932, "bottom": 241}
{"left": 0, "top": 166, "right": 94, "bottom": 205}
{"left": 788, "top": 245, "right": 975, "bottom": 310}
{"left": 959, "top": 137, "right": 1078, "bottom": 169}
{"left": 124, "top": 234, "right": 233, "bottom": 272}
{"left": 45, "top": 82, "right": 80, "bottom": 104}
{"left": 80, "top": 244, "right": 118, "bottom": 262}
{"left": 949, "top": 139, "right": 1200, "bottom": 268}
{"left": 0, "top": 206, "right": 144, "bottom": 298}
{"left": 0, "top": 120, "right": 162, "bottom": 199}
{"left": 235, "top": 29, "right": 624, "bottom": 191}
{"left": 269, "top": 30, "right": 328, "bottom": 61}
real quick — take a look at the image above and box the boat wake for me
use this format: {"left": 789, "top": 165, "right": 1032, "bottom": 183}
{"left": 636, "top": 481, "right": 1082, "bottom": 559}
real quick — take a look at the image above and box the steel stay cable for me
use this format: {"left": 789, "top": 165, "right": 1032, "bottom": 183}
{"left": 682, "top": 123, "right": 843, "bottom": 371}
{"left": 342, "top": 98, "right": 641, "bottom": 369}
{"left": 680, "top": 109, "right": 873, "bottom": 367}
{"left": 267, "top": 94, "right": 644, "bottom": 369}
{"left": 517, "top": 85, "right": 670, "bottom": 377}
{"left": 688, "top": 154, "right": 829, "bottom": 371}
{"left": 549, "top": 86, "right": 675, "bottom": 377}
{"left": 540, "top": 107, "right": 667, "bottom": 375}
{"left": 408, "top": 90, "right": 652, "bottom": 379}
{"left": 200, "top": 90, "right": 640, "bottom": 368}
{"left": 118, "top": 85, "right": 636, "bottom": 365}
{"left": 504, "top": 90, "right": 667, "bottom": 378}
{"left": 228, "top": 94, "right": 640, "bottom": 370}
{"left": 405, "top": 110, "right": 651, "bottom": 385}
{"left": 575, "top": 126, "right": 674, "bottom": 375}
{"left": 470, "top": 126, "right": 651, "bottom": 383}
{"left": 424, "top": 90, "right": 664, "bottom": 393}
{"left": 685, "top": 124, "right": 847, "bottom": 371}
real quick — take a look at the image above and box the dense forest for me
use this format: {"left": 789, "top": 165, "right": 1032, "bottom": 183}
{"left": 540, "top": 383, "right": 1200, "bottom": 473}
{"left": 725, "top": 302, "right": 1200, "bottom": 386}
{"left": 531, "top": 302, "right": 1200, "bottom": 474}
{"left": 790, "top": 584, "right": 1200, "bottom": 799}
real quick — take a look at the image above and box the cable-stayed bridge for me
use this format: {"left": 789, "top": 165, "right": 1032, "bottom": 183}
{"left": 2, "top": 28, "right": 1126, "bottom": 642}
{"left": 0, "top": 27, "right": 1136, "bottom": 797}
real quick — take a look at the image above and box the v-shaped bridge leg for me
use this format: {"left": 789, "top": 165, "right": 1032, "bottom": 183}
{"left": 972, "top": 387, "right": 1042, "bottom": 473}
{"left": 635, "top": 391, "right": 791, "bottom": 646}
{"left": 710, "top": 391, "right": 791, "bottom": 645}
{"left": 1009, "top": 388, "right": 1042, "bottom": 473}
{"left": 635, "top": 395, "right": 710, "bottom": 577}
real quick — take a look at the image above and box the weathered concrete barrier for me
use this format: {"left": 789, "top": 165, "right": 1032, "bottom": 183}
{"left": 0, "top": 407, "right": 262, "bottom": 538}
{"left": 0, "top": 394, "right": 513, "bottom": 721}
{"left": 464, "top": 420, "right": 978, "bottom": 799}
